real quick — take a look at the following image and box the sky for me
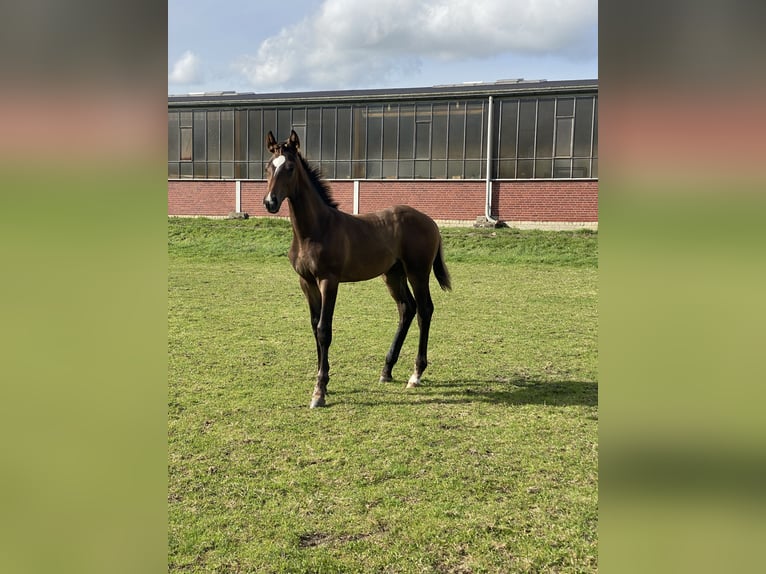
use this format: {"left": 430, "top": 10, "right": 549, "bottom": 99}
{"left": 168, "top": 0, "right": 597, "bottom": 95}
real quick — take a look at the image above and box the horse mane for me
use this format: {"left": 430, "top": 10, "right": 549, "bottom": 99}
{"left": 299, "top": 154, "right": 338, "bottom": 210}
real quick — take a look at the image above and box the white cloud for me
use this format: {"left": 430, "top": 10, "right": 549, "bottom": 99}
{"left": 169, "top": 50, "right": 203, "bottom": 84}
{"left": 235, "top": 0, "right": 596, "bottom": 90}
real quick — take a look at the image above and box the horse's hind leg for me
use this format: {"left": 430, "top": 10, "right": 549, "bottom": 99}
{"left": 380, "top": 262, "right": 417, "bottom": 382}
{"left": 406, "top": 272, "right": 434, "bottom": 388}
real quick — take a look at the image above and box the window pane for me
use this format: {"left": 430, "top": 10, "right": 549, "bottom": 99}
{"left": 399, "top": 105, "right": 415, "bottom": 159}
{"left": 366, "top": 160, "right": 381, "bottom": 178}
{"left": 447, "top": 160, "right": 463, "bottom": 179}
{"left": 277, "top": 108, "right": 291, "bottom": 139}
{"left": 497, "top": 159, "right": 515, "bottom": 179}
{"left": 168, "top": 162, "right": 179, "bottom": 178}
{"left": 336, "top": 161, "right": 351, "bottom": 179}
{"left": 465, "top": 102, "right": 484, "bottom": 159}
{"left": 535, "top": 159, "right": 552, "bottom": 179}
{"left": 498, "top": 100, "right": 518, "bottom": 159}
{"left": 235, "top": 110, "right": 247, "bottom": 162}
{"left": 536, "top": 99, "right": 554, "bottom": 158}
{"left": 414, "top": 160, "right": 430, "bottom": 178}
{"left": 193, "top": 112, "right": 206, "bottom": 161}
{"left": 464, "top": 160, "right": 481, "bottom": 179}
{"left": 194, "top": 162, "right": 206, "bottom": 178}
{"left": 180, "top": 128, "right": 192, "bottom": 161}
{"left": 398, "top": 160, "right": 414, "bottom": 178}
{"left": 207, "top": 111, "right": 220, "bottom": 161}
{"left": 292, "top": 107, "right": 306, "bottom": 125}
{"left": 555, "top": 117, "right": 573, "bottom": 156}
{"left": 432, "top": 104, "right": 448, "bottom": 160}
{"left": 557, "top": 98, "right": 574, "bottom": 117}
{"left": 180, "top": 162, "right": 193, "bottom": 178}
{"left": 168, "top": 113, "right": 179, "bottom": 161}
{"left": 383, "top": 105, "right": 398, "bottom": 160}
{"left": 305, "top": 108, "right": 321, "bottom": 161}
{"left": 382, "top": 160, "right": 397, "bottom": 178}
{"left": 431, "top": 159, "right": 446, "bottom": 179}
{"left": 352, "top": 106, "right": 366, "bottom": 163}
{"left": 220, "top": 111, "right": 234, "bottom": 161}
{"left": 207, "top": 162, "right": 220, "bottom": 179}
{"left": 517, "top": 100, "right": 536, "bottom": 158}
{"left": 416, "top": 104, "right": 431, "bottom": 122}
{"left": 337, "top": 107, "right": 351, "bottom": 160}
{"left": 573, "top": 158, "right": 590, "bottom": 178}
{"left": 554, "top": 158, "right": 572, "bottom": 178}
{"left": 322, "top": 107, "right": 336, "bottom": 160}
{"left": 234, "top": 162, "right": 247, "bottom": 179}
{"left": 320, "top": 161, "right": 335, "bottom": 179}
{"left": 248, "top": 162, "right": 262, "bottom": 179}
{"left": 179, "top": 112, "right": 192, "bottom": 128}
{"left": 573, "top": 97, "right": 594, "bottom": 157}
{"left": 221, "top": 162, "right": 234, "bottom": 179}
{"left": 517, "top": 159, "right": 533, "bottom": 178}
{"left": 415, "top": 122, "right": 430, "bottom": 159}
{"left": 367, "top": 106, "right": 383, "bottom": 160}
{"left": 262, "top": 109, "right": 276, "bottom": 158}
{"left": 248, "top": 109, "right": 262, "bottom": 161}
{"left": 448, "top": 102, "right": 465, "bottom": 160}
{"left": 352, "top": 160, "right": 366, "bottom": 179}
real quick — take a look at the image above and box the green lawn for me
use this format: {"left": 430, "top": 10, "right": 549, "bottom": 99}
{"left": 169, "top": 217, "right": 598, "bottom": 572}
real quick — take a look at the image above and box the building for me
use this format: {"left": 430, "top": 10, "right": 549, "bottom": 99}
{"left": 168, "top": 79, "right": 597, "bottom": 228}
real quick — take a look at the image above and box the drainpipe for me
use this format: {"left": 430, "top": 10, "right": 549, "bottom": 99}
{"left": 484, "top": 96, "right": 498, "bottom": 225}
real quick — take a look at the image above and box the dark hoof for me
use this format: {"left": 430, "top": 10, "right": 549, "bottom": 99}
{"left": 379, "top": 374, "right": 393, "bottom": 383}
{"left": 309, "top": 395, "right": 326, "bottom": 409}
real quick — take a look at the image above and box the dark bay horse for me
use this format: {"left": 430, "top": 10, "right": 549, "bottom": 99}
{"left": 263, "top": 130, "right": 451, "bottom": 408}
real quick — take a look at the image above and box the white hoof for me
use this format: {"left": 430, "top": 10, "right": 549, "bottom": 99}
{"left": 309, "top": 395, "right": 326, "bottom": 408}
{"left": 406, "top": 374, "right": 420, "bottom": 388}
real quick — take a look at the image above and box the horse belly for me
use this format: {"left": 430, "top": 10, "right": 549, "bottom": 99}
{"left": 340, "top": 241, "right": 396, "bottom": 283}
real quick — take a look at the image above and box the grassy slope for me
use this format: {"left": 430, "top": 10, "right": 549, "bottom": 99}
{"left": 169, "top": 218, "right": 597, "bottom": 572}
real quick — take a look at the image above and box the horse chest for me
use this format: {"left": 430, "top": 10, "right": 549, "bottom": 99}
{"left": 290, "top": 240, "right": 332, "bottom": 279}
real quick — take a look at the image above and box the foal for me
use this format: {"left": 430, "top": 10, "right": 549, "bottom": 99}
{"left": 263, "top": 130, "right": 451, "bottom": 408}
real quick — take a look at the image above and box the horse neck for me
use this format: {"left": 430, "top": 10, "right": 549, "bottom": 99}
{"left": 287, "top": 169, "right": 334, "bottom": 241}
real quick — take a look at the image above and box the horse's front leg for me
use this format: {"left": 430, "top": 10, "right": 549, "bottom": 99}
{"left": 310, "top": 277, "right": 339, "bottom": 408}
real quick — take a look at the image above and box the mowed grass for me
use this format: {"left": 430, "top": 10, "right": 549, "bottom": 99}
{"left": 168, "top": 217, "right": 598, "bottom": 573}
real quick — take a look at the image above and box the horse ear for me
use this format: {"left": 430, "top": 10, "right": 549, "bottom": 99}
{"left": 266, "top": 131, "right": 278, "bottom": 153}
{"left": 289, "top": 129, "right": 300, "bottom": 150}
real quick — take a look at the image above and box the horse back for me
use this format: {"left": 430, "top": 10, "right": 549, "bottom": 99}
{"left": 355, "top": 205, "right": 441, "bottom": 265}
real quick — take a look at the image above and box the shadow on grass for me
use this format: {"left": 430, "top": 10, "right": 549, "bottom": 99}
{"left": 339, "top": 378, "right": 597, "bottom": 408}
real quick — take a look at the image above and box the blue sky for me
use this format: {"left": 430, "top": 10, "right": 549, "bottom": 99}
{"left": 169, "top": 0, "right": 597, "bottom": 95}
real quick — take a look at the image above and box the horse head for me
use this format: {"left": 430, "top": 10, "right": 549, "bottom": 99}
{"left": 263, "top": 130, "right": 301, "bottom": 214}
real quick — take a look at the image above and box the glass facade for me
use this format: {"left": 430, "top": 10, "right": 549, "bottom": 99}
{"left": 168, "top": 93, "right": 597, "bottom": 180}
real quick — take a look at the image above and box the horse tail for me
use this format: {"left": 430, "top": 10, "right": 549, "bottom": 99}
{"left": 433, "top": 239, "right": 452, "bottom": 292}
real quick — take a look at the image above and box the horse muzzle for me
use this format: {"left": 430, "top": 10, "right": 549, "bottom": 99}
{"left": 263, "top": 193, "right": 281, "bottom": 214}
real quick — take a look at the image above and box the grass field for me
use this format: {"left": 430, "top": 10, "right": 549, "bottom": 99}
{"left": 168, "top": 217, "right": 598, "bottom": 573}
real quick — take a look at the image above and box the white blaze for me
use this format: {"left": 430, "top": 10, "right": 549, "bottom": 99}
{"left": 272, "top": 154, "right": 286, "bottom": 177}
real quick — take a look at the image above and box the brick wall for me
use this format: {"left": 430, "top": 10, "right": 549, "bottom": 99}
{"left": 494, "top": 180, "right": 598, "bottom": 222}
{"left": 358, "top": 181, "right": 486, "bottom": 220}
{"left": 168, "top": 180, "right": 234, "bottom": 216}
{"left": 168, "top": 179, "right": 598, "bottom": 224}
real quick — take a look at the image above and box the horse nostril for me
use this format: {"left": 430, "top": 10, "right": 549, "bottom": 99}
{"left": 264, "top": 195, "right": 279, "bottom": 213}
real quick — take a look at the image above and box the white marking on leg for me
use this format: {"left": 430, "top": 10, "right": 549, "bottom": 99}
{"left": 407, "top": 373, "right": 420, "bottom": 388}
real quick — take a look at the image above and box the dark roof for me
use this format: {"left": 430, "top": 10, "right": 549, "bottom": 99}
{"left": 168, "top": 78, "right": 597, "bottom": 107}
